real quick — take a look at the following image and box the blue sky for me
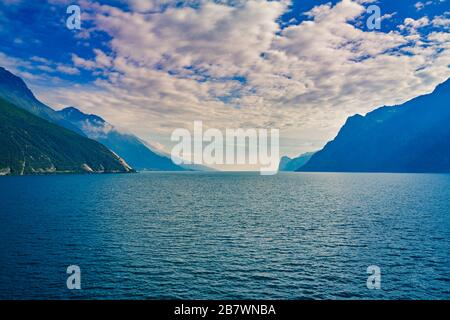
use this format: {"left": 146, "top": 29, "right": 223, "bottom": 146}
{"left": 0, "top": 0, "right": 449, "bottom": 165}
{"left": 2, "top": 1, "right": 448, "bottom": 83}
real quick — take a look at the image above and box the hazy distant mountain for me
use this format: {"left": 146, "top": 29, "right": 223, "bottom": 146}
{"left": 279, "top": 152, "right": 314, "bottom": 171}
{"left": 300, "top": 79, "right": 450, "bottom": 173}
{"left": 57, "top": 107, "right": 186, "bottom": 171}
{"left": 0, "top": 98, "right": 133, "bottom": 175}
{"left": 152, "top": 149, "right": 216, "bottom": 172}
{"left": 0, "top": 67, "right": 84, "bottom": 135}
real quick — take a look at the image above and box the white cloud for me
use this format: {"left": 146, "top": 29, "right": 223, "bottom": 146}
{"left": 432, "top": 13, "right": 450, "bottom": 29}
{"left": 415, "top": 1, "right": 433, "bottom": 11}
{"left": 9, "top": 0, "right": 450, "bottom": 157}
{"left": 72, "top": 54, "right": 96, "bottom": 69}
{"left": 56, "top": 65, "right": 79, "bottom": 75}
{"left": 401, "top": 17, "right": 431, "bottom": 32}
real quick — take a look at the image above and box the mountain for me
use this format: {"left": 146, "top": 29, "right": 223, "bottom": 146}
{"left": 57, "top": 107, "right": 186, "bottom": 171}
{"left": 0, "top": 67, "right": 84, "bottom": 135}
{"left": 300, "top": 79, "right": 450, "bottom": 173}
{"left": 124, "top": 129, "right": 215, "bottom": 171}
{"left": 153, "top": 149, "right": 216, "bottom": 172}
{"left": 0, "top": 67, "right": 187, "bottom": 172}
{"left": 279, "top": 152, "right": 314, "bottom": 171}
{"left": 0, "top": 98, "right": 133, "bottom": 175}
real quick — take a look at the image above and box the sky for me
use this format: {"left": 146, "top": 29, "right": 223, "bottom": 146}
{"left": 0, "top": 0, "right": 449, "bottom": 167}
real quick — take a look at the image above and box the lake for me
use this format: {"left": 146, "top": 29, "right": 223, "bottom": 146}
{"left": 0, "top": 172, "right": 449, "bottom": 299}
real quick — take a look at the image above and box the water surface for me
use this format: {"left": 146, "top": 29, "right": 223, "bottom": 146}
{"left": 0, "top": 172, "right": 449, "bottom": 299}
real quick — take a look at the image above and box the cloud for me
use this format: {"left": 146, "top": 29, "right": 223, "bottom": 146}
{"left": 415, "top": 0, "right": 447, "bottom": 11}
{"left": 127, "top": 0, "right": 173, "bottom": 12}
{"left": 79, "top": 119, "right": 115, "bottom": 139}
{"left": 56, "top": 65, "right": 80, "bottom": 75}
{"left": 401, "top": 17, "right": 430, "bottom": 33}
{"left": 432, "top": 12, "right": 450, "bottom": 29}
{"left": 415, "top": 1, "right": 432, "bottom": 11}
{"left": 6, "top": 0, "right": 450, "bottom": 157}
{"left": 72, "top": 54, "right": 96, "bottom": 70}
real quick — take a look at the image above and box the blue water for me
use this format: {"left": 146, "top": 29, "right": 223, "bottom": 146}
{"left": 0, "top": 172, "right": 449, "bottom": 299}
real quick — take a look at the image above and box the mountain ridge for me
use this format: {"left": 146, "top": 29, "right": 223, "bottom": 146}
{"left": 57, "top": 106, "right": 187, "bottom": 171}
{"left": 299, "top": 78, "right": 450, "bottom": 173}
{"left": 0, "top": 67, "right": 85, "bottom": 135}
{"left": 0, "top": 97, "right": 134, "bottom": 175}
{"left": 0, "top": 66, "right": 188, "bottom": 172}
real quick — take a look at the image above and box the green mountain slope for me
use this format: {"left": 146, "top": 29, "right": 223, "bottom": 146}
{"left": 0, "top": 98, "right": 134, "bottom": 175}
{"left": 0, "top": 67, "right": 84, "bottom": 135}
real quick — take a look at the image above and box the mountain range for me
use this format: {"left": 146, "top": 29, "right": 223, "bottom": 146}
{"left": 0, "top": 67, "right": 195, "bottom": 174}
{"left": 0, "top": 97, "right": 133, "bottom": 175}
{"left": 56, "top": 107, "right": 185, "bottom": 171}
{"left": 0, "top": 67, "right": 83, "bottom": 135}
{"left": 2, "top": 66, "right": 449, "bottom": 175}
{"left": 300, "top": 78, "right": 450, "bottom": 173}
